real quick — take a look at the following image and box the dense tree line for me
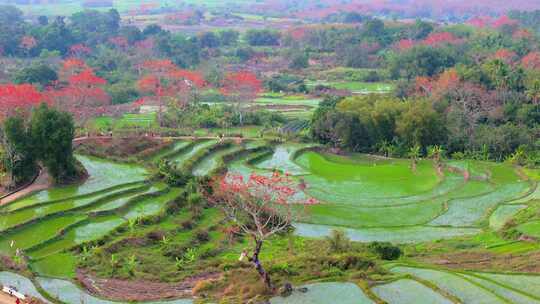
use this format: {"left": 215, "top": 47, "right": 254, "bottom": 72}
{"left": 1, "top": 104, "right": 81, "bottom": 188}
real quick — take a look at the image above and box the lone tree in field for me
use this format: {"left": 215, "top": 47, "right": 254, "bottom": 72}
{"left": 209, "top": 172, "right": 317, "bottom": 290}
{"left": 408, "top": 145, "right": 421, "bottom": 172}
{"left": 428, "top": 145, "right": 445, "bottom": 172}
{"left": 220, "top": 71, "right": 263, "bottom": 125}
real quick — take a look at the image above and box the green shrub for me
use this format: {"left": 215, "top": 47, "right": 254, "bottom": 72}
{"left": 325, "top": 229, "right": 351, "bottom": 253}
{"left": 195, "top": 229, "right": 210, "bottom": 243}
{"left": 368, "top": 242, "right": 402, "bottom": 260}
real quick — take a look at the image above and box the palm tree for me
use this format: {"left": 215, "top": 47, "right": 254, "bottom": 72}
{"left": 428, "top": 145, "right": 445, "bottom": 169}
{"left": 378, "top": 140, "right": 391, "bottom": 157}
{"left": 408, "top": 145, "right": 421, "bottom": 172}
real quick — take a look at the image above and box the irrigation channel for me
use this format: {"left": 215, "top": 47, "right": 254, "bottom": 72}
{"left": 1, "top": 139, "right": 540, "bottom": 303}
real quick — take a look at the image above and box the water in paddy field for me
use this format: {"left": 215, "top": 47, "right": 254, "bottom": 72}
{"left": 255, "top": 144, "right": 313, "bottom": 175}
{"left": 4, "top": 155, "right": 147, "bottom": 211}
{"left": 373, "top": 279, "right": 452, "bottom": 304}
{"left": 0, "top": 272, "right": 51, "bottom": 303}
{"left": 270, "top": 282, "right": 374, "bottom": 304}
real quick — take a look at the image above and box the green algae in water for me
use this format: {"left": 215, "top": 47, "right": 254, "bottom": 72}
{"left": 256, "top": 144, "right": 312, "bottom": 175}
{"left": 28, "top": 215, "right": 126, "bottom": 259}
{"left": 192, "top": 145, "right": 243, "bottom": 176}
{"left": 510, "top": 183, "right": 540, "bottom": 204}
{"left": 170, "top": 140, "right": 217, "bottom": 166}
{"left": 430, "top": 182, "right": 531, "bottom": 227}
{"left": 516, "top": 220, "right": 540, "bottom": 238}
{"left": 31, "top": 252, "right": 78, "bottom": 279}
{"left": 89, "top": 183, "right": 167, "bottom": 213}
{"left": 149, "top": 141, "right": 190, "bottom": 163}
{"left": 0, "top": 184, "right": 143, "bottom": 232}
{"left": 123, "top": 187, "right": 182, "bottom": 220}
{"left": 372, "top": 279, "right": 452, "bottom": 304}
{"left": 305, "top": 196, "right": 445, "bottom": 228}
{"left": 296, "top": 151, "right": 439, "bottom": 199}
{"left": 293, "top": 223, "right": 480, "bottom": 243}
{"left": 6, "top": 155, "right": 147, "bottom": 210}
{"left": 0, "top": 214, "right": 86, "bottom": 255}
{"left": 36, "top": 277, "right": 193, "bottom": 304}
{"left": 270, "top": 282, "right": 373, "bottom": 304}
{"left": 489, "top": 204, "right": 527, "bottom": 230}
{"left": 0, "top": 272, "right": 51, "bottom": 303}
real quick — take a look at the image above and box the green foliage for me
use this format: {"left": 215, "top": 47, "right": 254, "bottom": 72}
{"left": 368, "top": 242, "right": 403, "bottom": 260}
{"left": 311, "top": 95, "right": 446, "bottom": 154}
{"left": 245, "top": 29, "right": 280, "bottom": 46}
{"left": 30, "top": 103, "right": 78, "bottom": 183}
{"left": 389, "top": 45, "right": 457, "bottom": 79}
{"left": 157, "top": 160, "right": 191, "bottom": 187}
{"left": 13, "top": 64, "right": 58, "bottom": 87}
{"left": 325, "top": 229, "right": 351, "bottom": 253}
{"left": 265, "top": 74, "right": 307, "bottom": 93}
{"left": 289, "top": 50, "right": 309, "bottom": 69}
{"left": 2, "top": 115, "right": 37, "bottom": 187}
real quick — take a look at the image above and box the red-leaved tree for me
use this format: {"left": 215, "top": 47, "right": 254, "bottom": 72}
{"left": 138, "top": 60, "right": 205, "bottom": 124}
{"left": 47, "top": 66, "right": 110, "bottom": 124}
{"left": 423, "top": 32, "right": 460, "bottom": 47}
{"left": 522, "top": 52, "right": 540, "bottom": 70}
{"left": 220, "top": 71, "right": 263, "bottom": 125}
{"left": 208, "top": 171, "right": 317, "bottom": 290}
{"left": 0, "top": 84, "right": 46, "bottom": 120}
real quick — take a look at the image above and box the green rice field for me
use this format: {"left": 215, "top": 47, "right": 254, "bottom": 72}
{"left": 0, "top": 139, "right": 538, "bottom": 303}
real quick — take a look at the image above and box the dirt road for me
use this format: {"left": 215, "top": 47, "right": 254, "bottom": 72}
{"left": 0, "top": 168, "right": 50, "bottom": 206}
{"left": 0, "top": 293, "right": 17, "bottom": 304}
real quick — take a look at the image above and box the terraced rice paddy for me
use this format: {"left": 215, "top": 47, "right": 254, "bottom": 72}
{"left": 389, "top": 266, "right": 540, "bottom": 304}
{"left": 1, "top": 139, "right": 537, "bottom": 303}
{"left": 270, "top": 282, "right": 373, "bottom": 304}
{"left": 372, "top": 279, "right": 452, "bottom": 304}
{"left": 36, "top": 277, "right": 193, "bottom": 304}
{"left": 218, "top": 143, "right": 535, "bottom": 242}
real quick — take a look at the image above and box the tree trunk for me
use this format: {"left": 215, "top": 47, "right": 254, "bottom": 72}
{"left": 249, "top": 239, "right": 273, "bottom": 290}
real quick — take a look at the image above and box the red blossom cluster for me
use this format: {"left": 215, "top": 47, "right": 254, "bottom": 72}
{"left": 220, "top": 71, "right": 263, "bottom": 102}
{"left": 492, "top": 49, "right": 518, "bottom": 64}
{"left": 109, "top": 36, "right": 129, "bottom": 49}
{"left": 521, "top": 52, "right": 540, "bottom": 70}
{"left": 492, "top": 15, "right": 518, "bottom": 28}
{"left": 422, "top": 32, "right": 460, "bottom": 47}
{"left": 69, "top": 44, "right": 92, "bottom": 57}
{"left": 136, "top": 60, "right": 206, "bottom": 110}
{"left": 287, "top": 27, "right": 309, "bottom": 41}
{"left": 415, "top": 68, "right": 461, "bottom": 99}
{"left": 219, "top": 171, "right": 318, "bottom": 206}
{"left": 0, "top": 84, "right": 47, "bottom": 120}
{"left": 394, "top": 39, "right": 415, "bottom": 51}
{"left": 19, "top": 36, "right": 37, "bottom": 51}
{"left": 467, "top": 15, "right": 519, "bottom": 29}
{"left": 46, "top": 59, "right": 110, "bottom": 122}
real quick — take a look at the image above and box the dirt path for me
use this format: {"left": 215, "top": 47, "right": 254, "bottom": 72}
{"left": 0, "top": 293, "right": 17, "bottom": 304}
{"left": 77, "top": 270, "right": 220, "bottom": 302}
{"left": 0, "top": 168, "right": 51, "bottom": 206}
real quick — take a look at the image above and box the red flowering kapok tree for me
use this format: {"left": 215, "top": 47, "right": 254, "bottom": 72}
{"left": 48, "top": 66, "right": 110, "bottom": 125}
{"left": 59, "top": 58, "right": 89, "bottom": 81}
{"left": 19, "top": 36, "right": 37, "bottom": 55}
{"left": 0, "top": 84, "right": 46, "bottom": 121}
{"left": 138, "top": 60, "right": 205, "bottom": 124}
{"left": 220, "top": 71, "right": 263, "bottom": 125}
{"left": 423, "top": 32, "right": 460, "bottom": 47}
{"left": 69, "top": 44, "right": 92, "bottom": 58}
{"left": 209, "top": 171, "right": 317, "bottom": 290}
{"left": 522, "top": 52, "right": 540, "bottom": 70}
